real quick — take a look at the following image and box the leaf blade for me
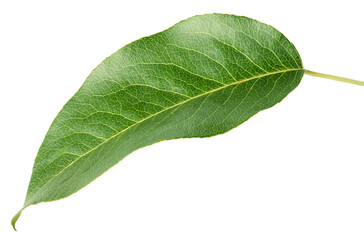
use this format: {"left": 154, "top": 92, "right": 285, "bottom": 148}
{"left": 15, "top": 13, "right": 304, "bottom": 226}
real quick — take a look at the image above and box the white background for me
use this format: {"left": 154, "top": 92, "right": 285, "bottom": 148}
{"left": 1, "top": 0, "right": 363, "bottom": 239}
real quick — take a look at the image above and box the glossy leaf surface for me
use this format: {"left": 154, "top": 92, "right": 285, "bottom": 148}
{"left": 13, "top": 13, "right": 304, "bottom": 228}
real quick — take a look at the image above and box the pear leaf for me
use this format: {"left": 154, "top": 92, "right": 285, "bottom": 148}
{"left": 12, "top": 13, "right": 305, "bottom": 229}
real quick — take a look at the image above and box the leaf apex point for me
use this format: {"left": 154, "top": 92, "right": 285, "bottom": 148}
{"left": 11, "top": 210, "right": 22, "bottom": 231}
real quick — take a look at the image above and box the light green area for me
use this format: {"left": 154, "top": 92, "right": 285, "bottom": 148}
{"left": 305, "top": 70, "right": 364, "bottom": 86}
{"left": 13, "top": 13, "right": 304, "bottom": 229}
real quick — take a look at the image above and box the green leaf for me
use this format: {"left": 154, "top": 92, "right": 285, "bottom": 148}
{"left": 12, "top": 13, "right": 304, "bottom": 229}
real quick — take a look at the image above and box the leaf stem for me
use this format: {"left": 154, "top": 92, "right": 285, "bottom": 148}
{"left": 305, "top": 69, "right": 364, "bottom": 86}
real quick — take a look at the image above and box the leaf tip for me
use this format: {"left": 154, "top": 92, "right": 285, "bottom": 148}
{"left": 11, "top": 210, "right": 22, "bottom": 231}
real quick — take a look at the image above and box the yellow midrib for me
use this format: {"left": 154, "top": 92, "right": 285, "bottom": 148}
{"left": 25, "top": 67, "right": 302, "bottom": 206}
